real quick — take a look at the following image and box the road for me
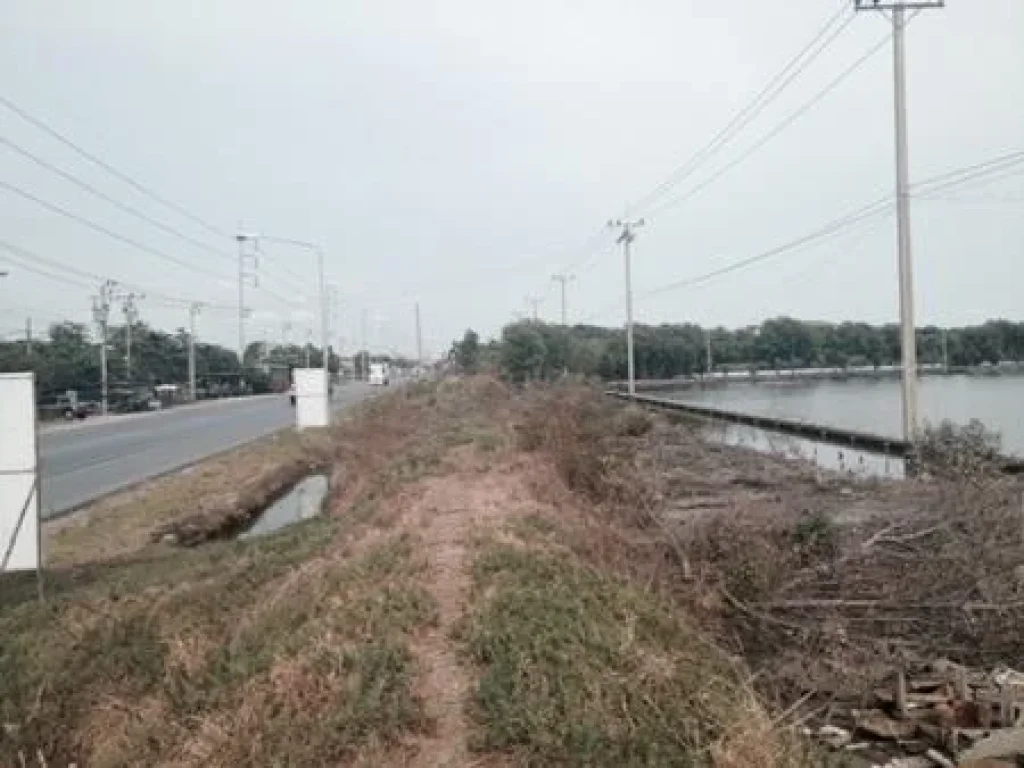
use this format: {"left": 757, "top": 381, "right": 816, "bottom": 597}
{"left": 39, "top": 384, "right": 373, "bottom": 517}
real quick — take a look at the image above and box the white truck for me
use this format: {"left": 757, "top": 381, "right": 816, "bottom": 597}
{"left": 369, "top": 362, "right": 390, "bottom": 386}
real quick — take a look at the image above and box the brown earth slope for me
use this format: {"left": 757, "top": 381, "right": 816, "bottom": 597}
{"left": 7, "top": 377, "right": 1010, "bottom": 766}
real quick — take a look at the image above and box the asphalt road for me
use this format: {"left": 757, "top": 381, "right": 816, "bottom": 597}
{"left": 39, "top": 384, "right": 373, "bottom": 517}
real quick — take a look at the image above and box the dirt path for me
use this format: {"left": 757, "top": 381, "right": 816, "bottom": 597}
{"left": 394, "top": 463, "right": 530, "bottom": 767}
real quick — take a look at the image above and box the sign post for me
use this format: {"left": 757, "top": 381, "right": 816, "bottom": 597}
{"left": 0, "top": 373, "right": 42, "bottom": 598}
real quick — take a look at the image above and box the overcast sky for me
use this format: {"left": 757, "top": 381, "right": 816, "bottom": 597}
{"left": 1, "top": 0, "right": 1021, "bottom": 357}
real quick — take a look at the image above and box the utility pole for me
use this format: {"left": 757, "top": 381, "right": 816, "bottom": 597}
{"left": 551, "top": 273, "right": 575, "bottom": 326}
{"left": 525, "top": 295, "right": 542, "bottom": 323}
{"left": 121, "top": 292, "right": 142, "bottom": 383}
{"left": 415, "top": 302, "right": 423, "bottom": 364}
{"left": 305, "top": 328, "right": 313, "bottom": 368}
{"left": 235, "top": 234, "right": 258, "bottom": 367}
{"left": 706, "top": 329, "right": 713, "bottom": 378}
{"left": 608, "top": 218, "right": 645, "bottom": 395}
{"left": 855, "top": 0, "right": 943, "bottom": 440}
{"left": 188, "top": 302, "right": 202, "bottom": 401}
{"left": 24, "top": 317, "right": 32, "bottom": 359}
{"left": 361, "top": 308, "right": 368, "bottom": 380}
{"left": 941, "top": 328, "right": 949, "bottom": 372}
{"left": 91, "top": 279, "right": 117, "bottom": 414}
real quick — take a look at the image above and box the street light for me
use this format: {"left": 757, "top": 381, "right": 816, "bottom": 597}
{"left": 236, "top": 233, "right": 330, "bottom": 419}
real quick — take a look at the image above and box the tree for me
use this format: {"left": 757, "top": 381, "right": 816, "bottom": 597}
{"left": 451, "top": 329, "right": 481, "bottom": 373}
{"left": 499, "top": 322, "right": 547, "bottom": 383}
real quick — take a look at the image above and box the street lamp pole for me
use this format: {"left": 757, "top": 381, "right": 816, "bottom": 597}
{"left": 239, "top": 234, "right": 330, "bottom": 414}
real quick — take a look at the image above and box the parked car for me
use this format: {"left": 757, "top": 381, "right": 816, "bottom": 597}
{"left": 55, "top": 394, "right": 90, "bottom": 420}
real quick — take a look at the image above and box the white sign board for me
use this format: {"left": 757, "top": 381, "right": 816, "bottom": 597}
{"left": 0, "top": 373, "right": 39, "bottom": 572}
{"left": 293, "top": 368, "right": 329, "bottom": 429}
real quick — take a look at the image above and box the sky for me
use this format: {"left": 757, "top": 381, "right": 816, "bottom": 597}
{"left": 0, "top": 0, "right": 1021, "bottom": 358}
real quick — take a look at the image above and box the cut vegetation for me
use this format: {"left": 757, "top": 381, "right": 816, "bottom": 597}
{"left": 3, "top": 377, "right": 1018, "bottom": 766}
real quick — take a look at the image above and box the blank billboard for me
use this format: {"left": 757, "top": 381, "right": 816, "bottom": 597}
{"left": 293, "top": 368, "right": 329, "bottom": 429}
{"left": 0, "top": 373, "right": 38, "bottom": 572}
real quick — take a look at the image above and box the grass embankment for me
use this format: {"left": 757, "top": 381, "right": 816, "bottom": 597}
{"left": 3, "top": 378, "right": 850, "bottom": 766}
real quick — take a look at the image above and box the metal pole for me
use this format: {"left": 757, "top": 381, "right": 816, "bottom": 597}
{"left": 188, "top": 303, "right": 200, "bottom": 401}
{"left": 317, "top": 247, "right": 329, "bottom": 401}
{"left": 623, "top": 235, "right": 635, "bottom": 395}
{"left": 92, "top": 280, "right": 115, "bottom": 415}
{"left": 237, "top": 235, "right": 246, "bottom": 366}
{"left": 99, "top": 318, "right": 108, "bottom": 414}
{"left": 361, "top": 308, "right": 368, "bottom": 380}
{"left": 893, "top": 5, "right": 919, "bottom": 440}
{"left": 415, "top": 302, "right": 423, "bottom": 364}
{"left": 525, "top": 296, "right": 541, "bottom": 322}
{"left": 125, "top": 312, "right": 132, "bottom": 383}
{"left": 609, "top": 219, "right": 643, "bottom": 395}
{"left": 552, "top": 274, "right": 573, "bottom": 325}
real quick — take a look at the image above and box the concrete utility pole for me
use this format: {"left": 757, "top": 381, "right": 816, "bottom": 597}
{"left": 855, "top": 0, "right": 943, "bottom": 440}
{"left": 415, "top": 302, "right": 423, "bottom": 364}
{"left": 91, "top": 279, "right": 117, "bottom": 414}
{"left": 551, "top": 273, "right": 575, "bottom": 326}
{"left": 242, "top": 234, "right": 329, "bottom": 406}
{"left": 235, "top": 234, "right": 258, "bottom": 367}
{"left": 608, "top": 218, "right": 645, "bottom": 395}
{"left": 121, "top": 292, "right": 142, "bottom": 383}
{"left": 525, "top": 295, "right": 542, "bottom": 322}
{"left": 188, "top": 302, "right": 202, "bottom": 402}
{"left": 361, "top": 308, "right": 368, "bottom": 380}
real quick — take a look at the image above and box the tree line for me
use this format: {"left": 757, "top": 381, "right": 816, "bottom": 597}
{"left": 0, "top": 320, "right": 420, "bottom": 404}
{"left": 0, "top": 321, "right": 245, "bottom": 401}
{"left": 451, "top": 318, "right": 1024, "bottom": 383}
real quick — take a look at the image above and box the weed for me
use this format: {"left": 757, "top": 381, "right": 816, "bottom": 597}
{"left": 461, "top": 543, "right": 770, "bottom": 766}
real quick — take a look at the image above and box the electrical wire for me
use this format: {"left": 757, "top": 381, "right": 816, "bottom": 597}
{"left": 0, "top": 182, "right": 307, "bottom": 307}
{"left": 0, "top": 238, "right": 236, "bottom": 310}
{"left": 576, "top": 148, "right": 1024, "bottom": 324}
{"left": 0, "top": 134, "right": 238, "bottom": 265}
{"left": 624, "top": 0, "right": 854, "bottom": 217}
{"left": 0, "top": 92, "right": 230, "bottom": 239}
{"left": 0, "top": 179, "right": 235, "bottom": 281}
{"left": 646, "top": 28, "right": 893, "bottom": 219}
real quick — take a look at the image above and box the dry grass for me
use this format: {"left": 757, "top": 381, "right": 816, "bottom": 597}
{"left": 7, "top": 377, "right": 917, "bottom": 766}
{"left": 458, "top": 540, "right": 815, "bottom": 766}
{"left": 45, "top": 428, "right": 334, "bottom": 567}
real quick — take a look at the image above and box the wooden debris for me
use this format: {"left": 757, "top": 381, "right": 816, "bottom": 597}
{"left": 812, "top": 661, "right": 1024, "bottom": 766}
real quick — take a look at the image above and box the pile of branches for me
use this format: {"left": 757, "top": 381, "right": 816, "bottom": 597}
{"left": 911, "top": 419, "right": 1006, "bottom": 479}
{"left": 679, "top": 467, "right": 1024, "bottom": 702}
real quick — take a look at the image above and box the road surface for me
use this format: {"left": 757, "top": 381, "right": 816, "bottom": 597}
{"left": 39, "top": 385, "right": 373, "bottom": 517}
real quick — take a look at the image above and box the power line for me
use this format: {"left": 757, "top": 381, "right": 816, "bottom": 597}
{"left": 0, "top": 182, "right": 304, "bottom": 307}
{"left": 577, "top": 149, "right": 1024, "bottom": 323}
{"left": 624, "top": 0, "right": 853, "bottom": 217}
{"left": 0, "top": 92, "right": 230, "bottom": 239}
{"left": 642, "top": 198, "right": 892, "bottom": 301}
{"left": 911, "top": 150, "right": 1024, "bottom": 199}
{"left": 0, "top": 133, "right": 237, "bottom": 265}
{"left": 0, "top": 179, "right": 235, "bottom": 281}
{"left": 0, "top": 238, "right": 237, "bottom": 310}
{"left": 647, "top": 28, "right": 894, "bottom": 219}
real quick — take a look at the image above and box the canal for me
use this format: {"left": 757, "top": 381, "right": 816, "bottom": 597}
{"left": 664, "top": 373, "right": 1024, "bottom": 457}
